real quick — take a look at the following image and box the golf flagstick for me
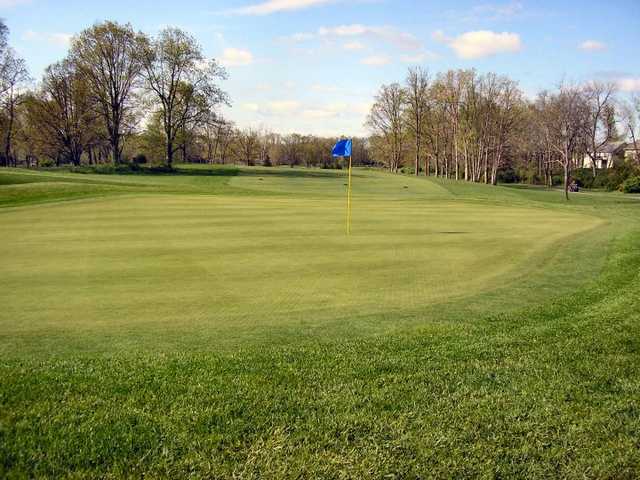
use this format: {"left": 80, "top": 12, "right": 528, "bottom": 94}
{"left": 331, "top": 138, "right": 353, "bottom": 236}
{"left": 347, "top": 155, "right": 352, "bottom": 235}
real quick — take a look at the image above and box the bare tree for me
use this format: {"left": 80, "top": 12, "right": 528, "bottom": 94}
{"left": 405, "top": 67, "right": 431, "bottom": 176}
{"left": 583, "top": 81, "right": 617, "bottom": 175}
{"left": 620, "top": 96, "right": 640, "bottom": 165}
{"left": 70, "top": 21, "right": 145, "bottom": 164}
{"left": 366, "top": 83, "right": 407, "bottom": 173}
{"left": 0, "top": 48, "right": 30, "bottom": 166}
{"left": 536, "top": 85, "right": 588, "bottom": 200}
{"left": 234, "top": 128, "right": 259, "bottom": 165}
{"left": 27, "top": 60, "right": 93, "bottom": 166}
{"left": 281, "top": 133, "right": 304, "bottom": 167}
{"left": 258, "top": 129, "right": 278, "bottom": 166}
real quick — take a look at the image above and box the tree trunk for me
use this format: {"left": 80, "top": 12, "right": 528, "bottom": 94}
{"left": 454, "top": 137, "right": 459, "bottom": 180}
{"left": 629, "top": 125, "right": 640, "bottom": 166}
{"left": 166, "top": 140, "right": 173, "bottom": 169}
{"left": 415, "top": 137, "right": 420, "bottom": 176}
{"left": 4, "top": 98, "right": 15, "bottom": 165}
{"left": 563, "top": 156, "right": 570, "bottom": 201}
{"left": 111, "top": 134, "right": 121, "bottom": 164}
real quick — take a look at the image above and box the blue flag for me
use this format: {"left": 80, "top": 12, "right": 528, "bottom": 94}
{"left": 332, "top": 138, "right": 352, "bottom": 157}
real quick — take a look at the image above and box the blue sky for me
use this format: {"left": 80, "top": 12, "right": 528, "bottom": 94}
{"left": 2, "top": 0, "right": 639, "bottom": 136}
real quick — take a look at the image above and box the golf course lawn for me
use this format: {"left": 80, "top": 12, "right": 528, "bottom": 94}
{"left": 1, "top": 166, "right": 639, "bottom": 478}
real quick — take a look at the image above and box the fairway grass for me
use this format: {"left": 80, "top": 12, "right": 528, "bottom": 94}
{"left": 1, "top": 166, "right": 639, "bottom": 478}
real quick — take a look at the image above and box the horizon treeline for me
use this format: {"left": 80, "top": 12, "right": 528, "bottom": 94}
{"left": 0, "top": 19, "right": 372, "bottom": 171}
{"left": 367, "top": 67, "right": 640, "bottom": 196}
{"left": 0, "top": 19, "right": 638, "bottom": 193}
{"left": 0, "top": 20, "right": 228, "bottom": 169}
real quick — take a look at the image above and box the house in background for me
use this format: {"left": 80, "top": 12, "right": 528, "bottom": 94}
{"left": 623, "top": 142, "right": 639, "bottom": 162}
{"left": 582, "top": 141, "right": 627, "bottom": 169}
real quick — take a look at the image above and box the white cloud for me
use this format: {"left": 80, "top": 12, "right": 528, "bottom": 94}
{"left": 301, "top": 102, "right": 347, "bottom": 119}
{"left": 0, "top": 0, "right": 31, "bottom": 7}
{"left": 361, "top": 55, "right": 390, "bottom": 66}
{"left": 240, "top": 100, "right": 302, "bottom": 116}
{"left": 434, "top": 30, "right": 522, "bottom": 59}
{"left": 343, "top": 41, "right": 365, "bottom": 51}
{"left": 242, "top": 103, "right": 260, "bottom": 112}
{"left": 311, "top": 84, "right": 341, "bottom": 93}
{"left": 353, "top": 101, "right": 372, "bottom": 115}
{"left": 321, "top": 24, "right": 421, "bottom": 50}
{"left": 400, "top": 51, "right": 438, "bottom": 63}
{"left": 265, "top": 100, "right": 301, "bottom": 113}
{"left": 23, "top": 30, "right": 73, "bottom": 47}
{"left": 226, "top": 100, "right": 371, "bottom": 136}
{"left": 302, "top": 109, "right": 338, "bottom": 119}
{"left": 290, "top": 32, "right": 315, "bottom": 42}
{"left": 469, "top": 1, "right": 524, "bottom": 21}
{"left": 579, "top": 40, "right": 606, "bottom": 52}
{"left": 241, "top": 100, "right": 358, "bottom": 120}
{"left": 616, "top": 77, "right": 640, "bottom": 92}
{"left": 220, "top": 48, "right": 254, "bottom": 67}
{"left": 431, "top": 30, "right": 447, "bottom": 43}
{"left": 318, "top": 24, "right": 367, "bottom": 36}
{"left": 230, "top": 0, "right": 339, "bottom": 15}
{"left": 255, "top": 83, "right": 272, "bottom": 92}
{"left": 285, "top": 24, "right": 422, "bottom": 51}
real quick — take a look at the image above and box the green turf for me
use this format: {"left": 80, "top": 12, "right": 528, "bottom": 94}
{"left": 1, "top": 166, "right": 639, "bottom": 478}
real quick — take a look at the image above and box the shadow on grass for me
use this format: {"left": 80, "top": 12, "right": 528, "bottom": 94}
{"left": 40, "top": 164, "right": 350, "bottom": 180}
{"left": 181, "top": 165, "right": 348, "bottom": 179}
{"left": 500, "top": 183, "right": 552, "bottom": 190}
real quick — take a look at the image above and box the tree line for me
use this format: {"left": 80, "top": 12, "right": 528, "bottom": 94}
{"left": 0, "top": 20, "right": 228, "bottom": 169}
{"left": 367, "top": 67, "right": 640, "bottom": 197}
{"left": 0, "top": 19, "right": 639, "bottom": 195}
{"left": 0, "top": 20, "right": 367, "bottom": 171}
{"left": 188, "top": 129, "right": 371, "bottom": 168}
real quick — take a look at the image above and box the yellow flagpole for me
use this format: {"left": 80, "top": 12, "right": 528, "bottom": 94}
{"left": 347, "top": 155, "right": 352, "bottom": 235}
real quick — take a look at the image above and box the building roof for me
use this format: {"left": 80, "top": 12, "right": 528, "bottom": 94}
{"left": 597, "top": 141, "right": 626, "bottom": 154}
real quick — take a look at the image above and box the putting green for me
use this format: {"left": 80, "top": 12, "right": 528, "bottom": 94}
{"left": 3, "top": 166, "right": 640, "bottom": 478}
{"left": 0, "top": 170, "right": 603, "bottom": 352}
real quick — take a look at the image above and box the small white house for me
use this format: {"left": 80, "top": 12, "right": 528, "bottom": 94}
{"left": 623, "top": 143, "right": 639, "bottom": 162}
{"left": 582, "top": 141, "right": 626, "bottom": 169}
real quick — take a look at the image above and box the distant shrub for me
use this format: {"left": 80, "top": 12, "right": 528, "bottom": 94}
{"left": 592, "top": 171, "right": 613, "bottom": 190}
{"left": 147, "top": 165, "right": 174, "bottom": 174}
{"left": 39, "top": 158, "right": 55, "bottom": 168}
{"left": 497, "top": 168, "right": 519, "bottom": 184}
{"left": 590, "top": 163, "right": 640, "bottom": 191}
{"left": 69, "top": 163, "right": 144, "bottom": 175}
{"left": 133, "top": 154, "right": 147, "bottom": 165}
{"left": 79, "top": 164, "right": 116, "bottom": 174}
{"left": 573, "top": 168, "right": 595, "bottom": 188}
{"left": 621, "top": 176, "right": 640, "bottom": 194}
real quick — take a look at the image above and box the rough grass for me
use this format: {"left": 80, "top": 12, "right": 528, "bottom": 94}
{"left": 0, "top": 166, "right": 639, "bottom": 478}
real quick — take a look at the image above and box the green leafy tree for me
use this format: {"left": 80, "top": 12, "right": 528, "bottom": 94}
{"left": 141, "top": 27, "right": 228, "bottom": 168}
{"left": 70, "top": 21, "right": 146, "bottom": 164}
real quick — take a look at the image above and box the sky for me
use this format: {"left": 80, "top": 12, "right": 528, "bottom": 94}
{"left": 2, "top": 0, "right": 639, "bottom": 136}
